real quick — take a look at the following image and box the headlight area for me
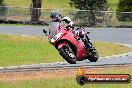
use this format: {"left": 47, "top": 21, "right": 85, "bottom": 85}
{"left": 51, "top": 30, "right": 62, "bottom": 43}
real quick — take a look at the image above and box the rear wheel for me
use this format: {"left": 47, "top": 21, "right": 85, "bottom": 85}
{"left": 87, "top": 49, "right": 99, "bottom": 62}
{"left": 58, "top": 45, "right": 76, "bottom": 64}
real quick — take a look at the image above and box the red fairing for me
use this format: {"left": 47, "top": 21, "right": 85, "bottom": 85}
{"left": 48, "top": 22, "right": 89, "bottom": 62}
{"left": 60, "top": 29, "right": 87, "bottom": 60}
{"left": 58, "top": 42, "right": 67, "bottom": 49}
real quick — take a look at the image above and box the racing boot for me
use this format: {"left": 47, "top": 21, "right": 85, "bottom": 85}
{"left": 84, "top": 36, "right": 95, "bottom": 53}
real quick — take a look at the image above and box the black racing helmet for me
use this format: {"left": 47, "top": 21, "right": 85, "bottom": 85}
{"left": 50, "top": 11, "right": 61, "bottom": 18}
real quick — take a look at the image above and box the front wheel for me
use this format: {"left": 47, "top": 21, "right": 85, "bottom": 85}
{"left": 58, "top": 46, "right": 76, "bottom": 64}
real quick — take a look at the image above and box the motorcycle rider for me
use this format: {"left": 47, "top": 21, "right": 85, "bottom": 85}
{"left": 50, "top": 11, "right": 73, "bottom": 28}
{"left": 50, "top": 11, "right": 94, "bottom": 51}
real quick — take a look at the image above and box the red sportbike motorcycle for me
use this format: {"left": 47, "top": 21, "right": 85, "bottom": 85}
{"left": 43, "top": 22, "right": 99, "bottom": 64}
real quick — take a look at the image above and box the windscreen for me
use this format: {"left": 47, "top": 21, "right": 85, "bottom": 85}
{"left": 49, "top": 22, "right": 60, "bottom": 38}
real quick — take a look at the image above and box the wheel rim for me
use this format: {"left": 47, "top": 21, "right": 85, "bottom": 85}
{"left": 64, "top": 47, "right": 75, "bottom": 59}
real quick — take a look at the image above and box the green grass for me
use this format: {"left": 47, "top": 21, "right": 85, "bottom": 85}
{"left": 0, "top": 78, "right": 131, "bottom": 88}
{"left": 0, "top": 34, "right": 132, "bottom": 67}
{"left": 5, "top": 0, "right": 75, "bottom": 10}
{"left": 0, "top": 35, "right": 63, "bottom": 66}
{"left": 0, "top": 67, "right": 132, "bottom": 88}
{"left": 93, "top": 41, "right": 132, "bottom": 57}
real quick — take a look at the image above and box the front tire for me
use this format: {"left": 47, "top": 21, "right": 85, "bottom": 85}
{"left": 58, "top": 46, "right": 76, "bottom": 64}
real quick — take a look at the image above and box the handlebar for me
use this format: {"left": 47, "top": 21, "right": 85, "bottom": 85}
{"left": 43, "top": 29, "right": 47, "bottom": 36}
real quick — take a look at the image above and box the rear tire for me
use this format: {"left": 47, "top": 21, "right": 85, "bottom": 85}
{"left": 58, "top": 46, "right": 76, "bottom": 64}
{"left": 88, "top": 49, "right": 99, "bottom": 62}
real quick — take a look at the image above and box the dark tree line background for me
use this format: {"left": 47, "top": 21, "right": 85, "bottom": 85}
{"left": 0, "top": 0, "right": 6, "bottom": 20}
{"left": 0, "top": 0, "right": 132, "bottom": 24}
{"left": 117, "top": 0, "right": 132, "bottom": 21}
{"left": 30, "top": 0, "right": 42, "bottom": 23}
{"left": 69, "top": 0, "right": 107, "bottom": 26}
{"left": 0, "top": 0, "right": 42, "bottom": 22}
{"left": 0, "top": 0, "right": 5, "bottom": 6}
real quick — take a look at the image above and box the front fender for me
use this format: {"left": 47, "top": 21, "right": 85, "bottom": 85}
{"left": 58, "top": 42, "right": 67, "bottom": 49}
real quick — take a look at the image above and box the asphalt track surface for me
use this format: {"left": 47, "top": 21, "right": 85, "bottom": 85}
{"left": 0, "top": 26, "right": 132, "bottom": 44}
{"left": 0, "top": 26, "right": 132, "bottom": 71}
